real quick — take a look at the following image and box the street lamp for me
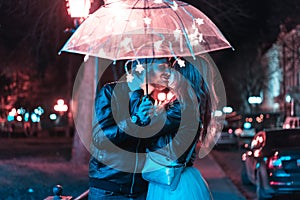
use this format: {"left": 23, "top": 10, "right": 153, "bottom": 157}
{"left": 53, "top": 99, "right": 69, "bottom": 137}
{"left": 285, "top": 94, "right": 295, "bottom": 116}
{"left": 54, "top": 99, "right": 68, "bottom": 115}
{"left": 248, "top": 96, "right": 262, "bottom": 104}
{"left": 248, "top": 96, "right": 262, "bottom": 114}
{"left": 223, "top": 106, "right": 233, "bottom": 114}
{"left": 63, "top": 1, "right": 95, "bottom": 140}
{"left": 65, "top": 0, "right": 93, "bottom": 29}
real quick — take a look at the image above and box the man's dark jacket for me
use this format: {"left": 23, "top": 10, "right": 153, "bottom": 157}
{"left": 89, "top": 82, "right": 186, "bottom": 196}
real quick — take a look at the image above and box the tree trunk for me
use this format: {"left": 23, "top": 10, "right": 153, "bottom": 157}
{"left": 70, "top": 57, "right": 97, "bottom": 164}
{"left": 70, "top": 57, "right": 110, "bottom": 164}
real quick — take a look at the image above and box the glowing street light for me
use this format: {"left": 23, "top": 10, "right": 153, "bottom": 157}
{"left": 223, "top": 106, "right": 233, "bottom": 114}
{"left": 65, "top": 0, "right": 93, "bottom": 28}
{"left": 62, "top": 1, "right": 95, "bottom": 139}
{"left": 8, "top": 108, "right": 17, "bottom": 117}
{"left": 248, "top": 96, "right": 262, "bottom": 104}
{"left": 285, "top": 95, "right": 295, "bottom": 116}
{"left": 248, "top": 96, "right": 262, "bottom": 114}
{"left": 213, "top": 110, "right": 223, "bottom": 117}
{"left": 285, "top": 94, "right": 292, "bottom": 103}
{"left": 54, "top": 99, "right": 68, "bottom": 113}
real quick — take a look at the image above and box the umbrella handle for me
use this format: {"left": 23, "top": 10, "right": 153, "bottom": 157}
{"left": 145, "top": 61, "right": 149, "bottom": 96}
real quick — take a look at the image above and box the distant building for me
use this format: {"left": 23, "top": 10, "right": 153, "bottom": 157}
{"left": 262, "top": 24, "right": 300, "bottom": 117}
{"left": 260, "top": 44, "right": 281, "bottom": 113}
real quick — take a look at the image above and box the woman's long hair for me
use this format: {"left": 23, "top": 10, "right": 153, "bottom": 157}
{"left": 170, "top": 58, "right": 212, "bottom": 143}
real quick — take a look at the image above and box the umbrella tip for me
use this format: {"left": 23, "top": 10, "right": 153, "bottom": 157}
{"left": 84, "top": 54, "right": 89, "bottom": 62}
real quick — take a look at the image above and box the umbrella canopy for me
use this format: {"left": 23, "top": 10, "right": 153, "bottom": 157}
{"left": 60, "top": 0, "right": 232, "bottom": 60}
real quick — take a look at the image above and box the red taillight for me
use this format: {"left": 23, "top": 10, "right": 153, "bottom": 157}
{"left": 267, "top": 156, "right": 282, "bottom": 169}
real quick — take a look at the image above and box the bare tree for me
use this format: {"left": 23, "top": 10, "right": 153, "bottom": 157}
{"left": 235, "top": 48, "right": 266, "bottom": 113}
{"left": 0, "top": 73, "right": 13, "bottom": 116}
{"left": 0, "top": 0, "right": 70, "bottom": 71}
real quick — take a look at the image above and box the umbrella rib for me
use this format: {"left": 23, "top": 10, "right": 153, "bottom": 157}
{"left": 113, "top": 0, "right": 141, "bottom": 61}
{"left": 163, "top": 0, "right": 195, "bottom": 59}
{"left": 144, "top": 0, "right": 156, "bottom": 58}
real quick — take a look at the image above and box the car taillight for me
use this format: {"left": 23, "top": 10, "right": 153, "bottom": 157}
{"left": 267, "top": 156, "right": 282, "bottom": 169}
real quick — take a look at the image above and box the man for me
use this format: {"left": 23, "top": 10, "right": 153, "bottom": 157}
{"left": 88, "top": 58, "right": 181, "bottom": 199}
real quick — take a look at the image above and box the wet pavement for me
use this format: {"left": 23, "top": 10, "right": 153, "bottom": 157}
{"left": 0, "top": 136, "right": 247, "bottom": 200}
{"left": 195, "top": 154, "right": 246, "bottom": 200}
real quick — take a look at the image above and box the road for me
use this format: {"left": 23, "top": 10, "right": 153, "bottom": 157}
{"left": 211, "top": 148, "right": 256, "bottom": 200}
{"left": 0, "top": 136, "right": 73, "bottom": 160}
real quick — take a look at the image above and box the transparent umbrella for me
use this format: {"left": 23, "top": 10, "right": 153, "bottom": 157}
{"left": 63, "top": 0, "right": 230, "bottom": 166}
{"left": 60, "top": 0, "right": 232, "bottom": 61}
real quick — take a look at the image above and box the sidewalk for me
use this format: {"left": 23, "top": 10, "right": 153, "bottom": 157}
{"left": 194, "top": 154, "right": 246, "bottom": 200}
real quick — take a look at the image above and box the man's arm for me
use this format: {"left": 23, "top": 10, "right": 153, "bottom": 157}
{"left": 92, "top": 84, "right": 140, "bottom": 147}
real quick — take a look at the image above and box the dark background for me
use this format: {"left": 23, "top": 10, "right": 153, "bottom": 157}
{"left": 0, "top": 0, "right": 299, "bottom": 112}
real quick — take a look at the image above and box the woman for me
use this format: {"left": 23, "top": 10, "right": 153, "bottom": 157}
{"left": 146, "top": 57, "right": 213, "bottom": 200}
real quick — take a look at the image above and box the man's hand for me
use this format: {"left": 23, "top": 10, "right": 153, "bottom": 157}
{"left": 136, "top": 96, "right": 154, "bottom": 125}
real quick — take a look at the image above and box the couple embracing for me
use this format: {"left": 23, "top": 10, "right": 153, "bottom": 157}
{"left": 88, "top": 57, "right": 215, "bottom": 200}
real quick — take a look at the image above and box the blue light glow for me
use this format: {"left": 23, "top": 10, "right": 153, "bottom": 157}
{"left": 243, "top": 122, "right": 252, "bottom": 129}
{"left": 7, "top": 115, "right": 14, "bottom": 122}
{"left": 49, "top": 114, "right": 57, "bottom": 120}
{"left": 31, "top": 113, "right": 40, "bottom": 123}
{"left": 24, "top": 113, "right": 29, "bottom": 122}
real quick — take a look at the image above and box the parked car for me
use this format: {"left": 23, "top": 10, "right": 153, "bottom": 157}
{"left": 215, "top": 127, "right": 239, "bottom": 149}
{"left": 241, "top": 128, "right": 300, "bottom": 200}
{"left": 283, "top": 116, "right": 300, "bottom": 129}
{"left": 235, "top": 127, "right": 256, "bottom": 145}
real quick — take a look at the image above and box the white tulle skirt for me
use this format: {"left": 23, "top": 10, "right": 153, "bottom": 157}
{"left": 146, "top": 167, "right": 213, "bottom": 200}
